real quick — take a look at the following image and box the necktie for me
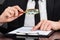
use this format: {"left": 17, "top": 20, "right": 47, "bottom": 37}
{"left": 35, "top": 0, "right": 40, "bottom": 25}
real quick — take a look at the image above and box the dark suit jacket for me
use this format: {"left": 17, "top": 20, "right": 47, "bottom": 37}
{"left": 0, "top": 0, "right": 60, "bottom": 32}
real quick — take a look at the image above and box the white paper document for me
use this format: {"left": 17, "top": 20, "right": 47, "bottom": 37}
{"left": 8, "top": 26, "right": 53, "bottom": 36}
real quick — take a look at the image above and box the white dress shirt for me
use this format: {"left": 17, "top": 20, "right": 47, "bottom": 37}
{"left": 24, "top": 0, "right": 47, "bottom": 26}
{"left": 39, "top": 0, "right": 47, "bottom": 20}
{"left": 24, "top": 0, "right": 35, "bottom": 26}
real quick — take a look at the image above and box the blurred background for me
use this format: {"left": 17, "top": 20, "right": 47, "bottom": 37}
{"left": 0, "top": 0, "right": 5, "bottom": 5}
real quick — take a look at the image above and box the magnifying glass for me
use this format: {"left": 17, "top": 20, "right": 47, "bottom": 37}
{"left": 25, "top": 9, "right": 39, "bottom": 15}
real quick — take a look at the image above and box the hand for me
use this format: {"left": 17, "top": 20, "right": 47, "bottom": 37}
{"left": 32, "top": 20, "right": 60, "bottom": 31}
{"left": 0, "top": 5, "right": 24, "bottom": 22}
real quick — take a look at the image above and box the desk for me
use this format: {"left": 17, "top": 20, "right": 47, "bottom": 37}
{"left": 0, "top": 31, "right": 60, "bottom": 40}
{"left": 39, "top": 31, "right": 60, "bottom": 40}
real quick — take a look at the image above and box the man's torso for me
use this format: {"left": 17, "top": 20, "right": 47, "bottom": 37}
{"left": 0, "top": 0, "right": 60, "bottom": 31}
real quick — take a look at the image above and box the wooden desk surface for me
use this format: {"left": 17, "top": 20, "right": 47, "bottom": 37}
{"left": 39, "top": 31, "right": 60, "bottom": 40}
{"left": 0, "top": 31, "right": 60, "bottom": 40}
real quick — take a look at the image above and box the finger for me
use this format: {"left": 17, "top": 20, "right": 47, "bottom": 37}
{"left": 6, "top": 7, "right": 15, "bottom": 17}
{"left": 40, "top": 20, "right": 47, "bottom": 30}
{"left": 13, "top": 5, "right": 24, "bottom": 12}
{"left": 8, "top": 9, "right": 15, "bottom": 17}
{"left": 11, "top": 7, "right": 19, "bottom": 17}
{"left": 13, "top": 5, "right": 24, "bottom": 17}
{"left": 6, "top": 12, "right": 12, "bottom": 18}
{"left": 46, "top": 24, "right": 52, "bottom": 31}
{"left": 32, "top": 20, "right": 44, "bottom": 31}
{"left": 18, "top": 13, "right": 23, "bottom": 17}
{"left": 43, "top": 22, "right": 50, "bottom": 31}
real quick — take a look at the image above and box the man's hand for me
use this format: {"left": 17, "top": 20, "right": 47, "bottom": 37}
{"left": 32, "top": 20, "right": 60, "bottom": 31}
{"left": 0, "top": 5, "right": 24, "bottom": 22}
